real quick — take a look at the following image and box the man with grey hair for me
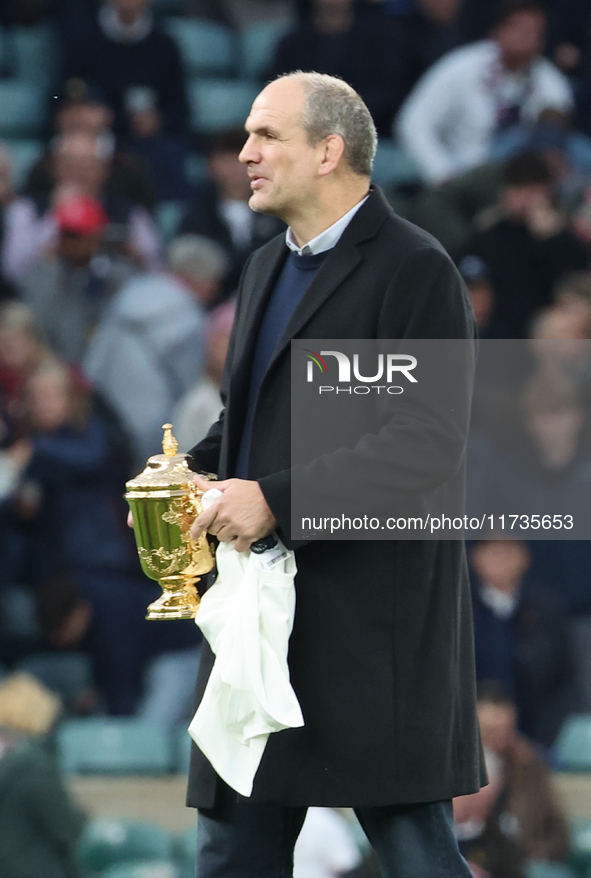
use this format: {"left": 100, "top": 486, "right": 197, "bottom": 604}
{"left": 186, "top": 72, "right": 483, "bottom": 877}
{"left": 84, "top": 233, "right": 227, "bottom": 468}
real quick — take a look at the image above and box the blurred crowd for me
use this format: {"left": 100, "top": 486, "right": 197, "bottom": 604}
{"left": 2, "top": 0, "right": 591, "bottom": 876}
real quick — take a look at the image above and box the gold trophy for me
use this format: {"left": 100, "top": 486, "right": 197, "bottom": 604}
{"left": 125, "top": 424, "right": 216, "bottom": 620}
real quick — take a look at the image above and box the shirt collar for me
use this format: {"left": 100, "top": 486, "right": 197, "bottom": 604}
{"left": 285, "top": 194, "right": 369, "bottom": 256}
{"left": 99, "top": 4, "right": 153, "bottom": 43}
{"left": 479, "top": 583, "right": 520, "bottom": 619}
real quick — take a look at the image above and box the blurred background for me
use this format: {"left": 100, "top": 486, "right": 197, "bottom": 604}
{"left": 3, "top": 0, "right": 591, "bottom": 876}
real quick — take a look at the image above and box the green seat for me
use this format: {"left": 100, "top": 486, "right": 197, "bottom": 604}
{"left": 100, "top": 860, "right": 189, "bottom": 878}
{"left": 155, "top": 201, "right": 184, "bottom": 242}
{"left": 0, "top": 82, "right": 47, "bottom": 138}
{"left": 525, "top": 861, "right": 576, "bottom": 878}
{"left": 555, "top": 715, "right": 591, "bottom": 771}
{"left": 77, "top": 819, "right": 174, "bottom": 874}
{"left": 4, "top": 139, "right": 43, "bottom": 190}
{"left": 173, "top": 723, "right": 192, "bottom": 775}
{"left": 174, "top": 825, "right": 197, "bottom": 869}
{"left": 57, "top": 718, "right": 173, "bottom": 775}
{"left": 371, "top": 140, "right": 421, "bottom": 188}
{"left": 239, "top": 21, "right": 289, "bottom": 79}
{"left": 569, "top": 819, "right": 591, "bottom": 874}
{"left": 10, "top": 24, "right": 60, "bottom": 89}
{"left": 165, "top": 19, "right": 236, "bottom": 76}
{"left": 188, "top": 78, "right": 259, "bottom": 135}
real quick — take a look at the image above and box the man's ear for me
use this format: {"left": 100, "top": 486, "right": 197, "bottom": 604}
{"left": 318, "top": 134, "right": 345, "bottom": 177}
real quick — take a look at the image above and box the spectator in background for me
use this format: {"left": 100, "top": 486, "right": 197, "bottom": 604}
{"left": 173, "top": 300, "right": 236, "bottom": 453}
{"left": 16, "top": 194, "right": 135, "bottom": 364}
{"left": 491, "top": 109, "right": 591, "bottom": 191}
{"left": 0, "top": 144, "right": 16, "bottom": 251}
{"left": 1, "top": 132, "right": 161, "bottom": 282}
{"left": 469, "top": 539, "right": 577, "bottom": 745}
{"left": 84, "top": 234, "right": 227, "bottom": 467}
{"left": 180, "top": 129, "right": 284, "bottom": 294}
{"left": 122, "top": 85, "right": 192, "bottom": 202}
{"left": 552, "top": 271, "right": 591, "bottom": 338}
{"left": 458, "top": 255, "right": 507, "bottom": 338}
{"left": 453, "top": 683, "right": 570, "bottom": 876}
{"left": 466, "top": 151, "right": 588, "bottom": 338}
{"left": 0, "top": 301, "right": 57, "bottom": 438}
{"left": 404, "top": 108, "right": 591, "bottom": 258}
{"left": 271, "top": 0, "right": 418, "bottom": 135}
{"left": 63, "top": 0, "right": 189, "bottom": 139}
{"left": 453, "top": 746, "right": 526, "bottom": 878}
{"left": 13, "top": 359, "right": 198, "bottom": 714}
{"left": 378, "top": 0, "right": 464, "bottom": 70}
{"left": 26, "top": 97, "right": 156, "bottom": 212}
{"left": 0, "top": 673, "right": 85, "bottom": 878}
{"left": 396, "top": 0, "right": 573, "bottom": 185}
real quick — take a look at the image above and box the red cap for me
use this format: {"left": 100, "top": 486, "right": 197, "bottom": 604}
{"left": 55, "top": 195, "right": 109, "bottom": 236}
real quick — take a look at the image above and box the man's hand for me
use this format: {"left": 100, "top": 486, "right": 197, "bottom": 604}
{"left": 191, "top": 474, "right": 277, "bottom": 553}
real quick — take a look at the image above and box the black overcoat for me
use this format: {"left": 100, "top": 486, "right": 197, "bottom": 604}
{"left": 186, "top": 187, "right": 486, "bottom": 808}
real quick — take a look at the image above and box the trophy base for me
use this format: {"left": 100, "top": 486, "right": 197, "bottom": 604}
{"left": 146, "top": 575, "right": 201, "bottom": 621}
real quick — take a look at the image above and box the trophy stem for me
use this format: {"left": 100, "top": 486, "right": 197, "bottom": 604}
{"left": 146, "top": 575, "right": 201, "bottom": 620}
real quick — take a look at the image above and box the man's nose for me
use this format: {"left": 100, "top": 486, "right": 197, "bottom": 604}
{"left": 239, "top": 135, "right": 259, "bottom": 164}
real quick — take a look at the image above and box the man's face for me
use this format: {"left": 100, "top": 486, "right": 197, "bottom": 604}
{"left": 470, "top": 540, "right": 530, "bottom": 592}
{"left": 239, "top": 79, "right": 324, "bottom": 222}
{"left": 53, "top": 135, "right": 108, "bottom": 194}
{"left": 497, "top": 10, "right": 546, "bottom": 70}
{"left": 502, "top": 182, "right": 551, "bottom": 221}
{"left": 112, "top": 0, "right": 150, "bottom": 20}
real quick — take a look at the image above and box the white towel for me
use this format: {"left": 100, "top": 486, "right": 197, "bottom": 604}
{"left": 188, "top": 490, "right": 304, "bottom": 797}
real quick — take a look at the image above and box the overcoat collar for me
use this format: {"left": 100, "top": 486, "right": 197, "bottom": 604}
{"left": 231, "top": 186, "right": 393, "bottom": 385}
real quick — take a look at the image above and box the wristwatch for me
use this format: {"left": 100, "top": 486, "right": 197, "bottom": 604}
{"left": 250, "top": 534, "right": 278, "bottom": 554}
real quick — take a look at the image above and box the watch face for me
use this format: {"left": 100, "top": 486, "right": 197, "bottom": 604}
{"left": 250, "top": 535, "right": 277, "bottom": 554}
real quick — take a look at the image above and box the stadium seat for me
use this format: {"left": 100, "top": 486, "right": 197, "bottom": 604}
{"left": 155, "top": 201, "right": 184, "bottom": 241}
{"left": 77, "top": 819, "right": 174, "bottom": 874}
{"left": 100, "top": 862, "right": 189, "bottom": 878}
{"left": 164, "top": 19, "right": 236, "bottom": 77}
{"left": 555, "top": 715, "right": 591, "bottom": 771}
{"left": 371, "top": 140, "right": 421, "bottom": 188}
{"left": 173, "top": 723, "right": 192, "bottom": 774}
{"left": 152, "top": 0, "right": 185, "bottom": 16}
{"left": 0, "top": 82, "right": 47, "bottom": 138}
{"left": 17, "top": 651, "right": 93, "bottom": 706}
{"left": 239, "top": 21, "right": 290, "bottom": 79}
{"left": 10, "top": 24, "right": 60, "bottom": 89}
{"left": 185, "top": 152, "right": 208, "bottom": 186}
{"left": 57, "top": 718, "right": 174, "bottom": 774}
{"left": 174, "top": 825, "right": 197, "bottom": 870}
{"left": 188, "top": 78, "right": 259, "bottom": 134}
{"left": 3, "top": 139, "right": 43, "bottom": 190}
{"left": 569, "top": 819, "right": 591, "bottom": 875}
{"left": 525, "top": 861, "right": 576, "bottom": 878}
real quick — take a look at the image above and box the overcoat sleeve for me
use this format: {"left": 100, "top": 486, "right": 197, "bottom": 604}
{"left": 186, "top": 255, "right": 254, "bottom": 475}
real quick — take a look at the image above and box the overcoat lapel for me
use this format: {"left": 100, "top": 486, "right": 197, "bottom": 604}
{"left": 229, "top": 237, "right": 287, "bottom": 395}
{"left": 266, "top": 186, "right": 393, "bottom": 376}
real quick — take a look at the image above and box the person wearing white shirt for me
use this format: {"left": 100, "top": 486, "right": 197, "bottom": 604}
{"left": 396, "top": 0, "right": 573, "bottom": 185}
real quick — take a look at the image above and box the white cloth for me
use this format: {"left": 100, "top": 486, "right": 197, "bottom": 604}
{"left": 285, "top": 195, "right": 369, "bottom": 255}
{"left": 189, "top": 491, "right": 303, "bottom": 796}
{"left": 396, "top": 40, "right": 573, "bottom": 185}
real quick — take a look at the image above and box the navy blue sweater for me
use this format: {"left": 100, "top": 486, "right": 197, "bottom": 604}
{"left": 236, "top": 248, "right": 329, "bottom": 478}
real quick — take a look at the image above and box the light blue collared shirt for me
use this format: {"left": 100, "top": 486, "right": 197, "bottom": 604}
{"left": 285, "top": 195, "right": 369, "bottom": 256}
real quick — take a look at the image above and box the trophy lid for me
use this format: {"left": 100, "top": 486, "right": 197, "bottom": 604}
{"left": 125, "top": 424, "right": 195, "bottom": 494}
